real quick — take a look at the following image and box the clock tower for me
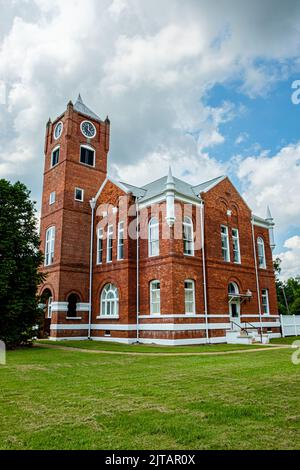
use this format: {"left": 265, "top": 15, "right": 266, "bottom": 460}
{"left": 39, "top": 95, "right": 110, "bottom": 330}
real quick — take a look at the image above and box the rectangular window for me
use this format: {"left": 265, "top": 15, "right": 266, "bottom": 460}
{"left": 97, "top": 228, "right": 103, "bottom": 264}
{"left": 257, "top": 238, "right": 266, "bottom": 269}
{"left": 232, "top": 228, "right": 241, "bottom": 264}
{"left": 107, "top": 225, "right": 113, "bottom": 263}
{"left": 221, "top": 225, "right": 230, "bottom": 262}
{"left": 45, "top": 227, "right": 55, "bottom": 266}
{"left": 150, "top": 281, "right": 161, "bottom": 315}
{"left": 47, "top": 297, "right": 53, "bottom": 319}
{"left": 185, "top": 280, "right": 195, "bottom": 314}
{"left": 183, "top": 218, "right": 194, "bottom": 256}
{"left": 75, "top": 187, "right": 84, "bottom": 202}
{"left": 80, "top": 146, "right": 95, "bottom": 167}
{"left": 149, "top": 219, "right": 159, "bottom": 257}
{"left": 262, "top": 289, "right": 270, "bottom": 315}
{"left": 117, "top": 222, "right": 124, "bottom": 260}
{"left": 51, "top": 147, "right": 60, "bottom": 167}
{"left": 49, "top": 192, "right": 56, "bottom": 205}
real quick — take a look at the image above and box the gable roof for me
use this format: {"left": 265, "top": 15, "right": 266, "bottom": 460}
{"left": 74, "top": 94, "right": 102, "bottom": 122}
{"left": 120, "top": 173, "right": 227, "bottom": 204}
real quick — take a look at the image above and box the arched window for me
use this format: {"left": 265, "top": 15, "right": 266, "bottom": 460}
{"left": 228, "top": 282, "right": 240, "bottom": 320}
{"left": 148, "top": 217, "right": 159, "bottom": 257}
{"left": 150, "top": 280, "right": 161, "bottom": 315}
{"left": 67, "top": 294, "right": 79, "bottom": 318}
{"left": 100, "top": 284, "right": 119, "bottom": 317}
{"left": 183, "top": 217, "right": 194, "bottom": 256}
{"left": 257, "top": 237, "right": 266, "bottom": 268}
{"left": 45, "top": 227, "right": 55, "bottom": 266}
{"left": 185, "top": 280, "right": 195, "bottom": 314}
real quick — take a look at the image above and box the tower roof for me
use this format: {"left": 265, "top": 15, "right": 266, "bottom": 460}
{"left": 73, "top": 94, "right": 102, "bottom": 122}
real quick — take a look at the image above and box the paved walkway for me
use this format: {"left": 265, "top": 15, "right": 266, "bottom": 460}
{"left": 36, "top": 342, "right": 291, "bottom": 357}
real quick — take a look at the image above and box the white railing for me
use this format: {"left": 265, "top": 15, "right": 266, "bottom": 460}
{"left": 281, "top": 315, "right": 300, "bottom": 337}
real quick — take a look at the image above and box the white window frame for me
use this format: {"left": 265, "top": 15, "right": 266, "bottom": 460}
{"left": 148, "top": 217, "right": 159, "bottom": 257}
{"left": 185, "top": 280, "right": 196, "bottom": 314}
{"left": 49, "top": 192, "right": 56, "bottom": 205}
{"left": 107, "top": 225, "right": 114, "bottom": 263}
{"left": 232, "top": 228, "right": 241, "bottom": 264}
{"left": 74, "top": 187, "right": 84, "bottom": 202}
{"left": 262, "top": 289, "right": 270, "bottom": 315}
{"left": 97, "top": 228, "right": 104, "bottom": 265}
{"left": 150, "top": 280, "right": 161, "bottom": 315}
{"left": 117, "top": 221, "right": 125, "bottom": 261}
{"left": 51, "top": 146, "right": 60, "bottom": 168}
{"left": 257, "top": 237, "right": 266, "bottom": 269}
{"left": 45, "top": 226, "right": 55, "bottom": 266}
{"left": 183, "top": 217, "right": 195, "bottom": 256}
{"left": 100, "top": 284, "right": 119, "bottom": 317}
{"left": 47, "top": 297, "right": 53, "bottom": 319}
{"left": 80, "top": 144, "right": 95, "bottom": 167}
{"left": 221, "top": 225, "right": 230, "bottom": 262}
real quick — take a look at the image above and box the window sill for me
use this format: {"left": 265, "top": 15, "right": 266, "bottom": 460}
{"left": 96, "top": 315, "right": 120, "bottom": 320}
{"left": 66, "top": 317, "right": 82, "bottom": 321}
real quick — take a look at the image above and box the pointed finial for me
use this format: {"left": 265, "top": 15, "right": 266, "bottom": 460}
{"left": 77, "top": 94, "right": 83, "bottom": 104}
{"left": 47, "top": 117, "right": 52, "bottom": 127}
{"left": 105, "top": 116, "right": 110, "bottom": 124}
{"left": 167, "top": 166, "right": 174, "bottom": 184}
{"left": 67, "top": 100, "right": 73, "bottom": 108}
{"left": 266, "top": 206, "right": 273, "bottom": 221}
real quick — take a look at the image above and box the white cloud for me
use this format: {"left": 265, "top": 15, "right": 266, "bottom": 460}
{"left": 277, "top": 236, "right": 300, "bottom": 280}
{"left": 236, "top": 143, "right": 300, "bottom": 230}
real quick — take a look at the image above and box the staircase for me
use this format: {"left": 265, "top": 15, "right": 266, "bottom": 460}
{"left": 226, "top": 322, "right": 270, "bottom": 345}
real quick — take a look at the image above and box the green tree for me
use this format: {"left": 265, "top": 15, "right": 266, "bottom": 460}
{"left": 0, "top": 180, "right": 45, "bottom": 348}
{"left": 290, "top": 297, "right": 300, "bottom": 316}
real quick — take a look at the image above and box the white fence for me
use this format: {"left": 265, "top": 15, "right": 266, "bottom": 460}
{"left": 281, "top": 315, "right": 300, "bottom": 337}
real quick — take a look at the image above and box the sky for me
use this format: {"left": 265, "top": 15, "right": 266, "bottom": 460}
{"left": 0, "top": 0, "right": 300, "bottom": 279}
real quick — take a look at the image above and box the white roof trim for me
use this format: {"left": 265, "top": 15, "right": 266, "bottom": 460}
{"left": 94, "top": 177, "right": 130, "bottom": 202}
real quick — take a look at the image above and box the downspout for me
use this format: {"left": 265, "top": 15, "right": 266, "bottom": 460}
{"left": 200, "top": 201, "right": 209, "bottom": 343}
{"left": 251, "top": 215, "right": 263, "bottom": 339}
{"left": 88, "top": 198, "right": 96, "bottom": 340}
{"left": 136, "top": 198, "right": 140, "bottom": 343}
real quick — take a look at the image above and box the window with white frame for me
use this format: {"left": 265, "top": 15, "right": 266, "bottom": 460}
{"left": 100, "top": 284, "right": 119, "bottom": 317}
{"left": 183, "top": 217, "right": 194, "bottom": 256}
{"left": 75, "top": 187, "right": 84, "bottom": 202}
{"left": 97, "top": 228, "right": 104, "bottom": 265}
{"left": 257, "top": 237, "right": 266, "bottom": 268}
{"left": 150, "top": 280, "right": 161, "bottom": 315}
{"left": 45, "top": 226, "right": 55, "bottom": 266}
{"left": 47, "top": 297, "right": 53, "bottom": 319}
{"left": 232, "top": 228, "right": 241, "bottom": 264}
{"left": 107, "top": 225, "right": 113, "bottom": 262}
{"left": 185, "top": 280, "right": 196, "bottom": 314}
{"left": 262, "top": 289, "right": 270, "bottom": 315}
{"left": 148, "top": 217, "right": 159, "bottom": 257}
{"left": 117, "top": 221, "right": 125, "bottom": 260}
{"left": 51, "top": 146, "right": 60, "bottom": 167}
{"left": 49, "top": 192, "right": 56, "bottom": 205}
{"left": 221, "top": 225, "right": 230, "bottom": 262}
{"left": 80, "top": 145, "right": 95, "bottom": 167}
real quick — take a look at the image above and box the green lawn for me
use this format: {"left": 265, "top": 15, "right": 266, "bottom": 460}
{"left": 271, "top": 336, "right": 300, "bottom": 345}
{"left": 0, "top": 345, "right": 299, "bottom": 450}
{"left": 37, "top": 339, "right": 268, "bottom": 354}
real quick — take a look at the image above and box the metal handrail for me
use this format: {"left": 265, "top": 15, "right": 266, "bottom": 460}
{"left": 243, "top": 321, "right": 263, "bottom": 343}
{"left": 230, "top": 320, "right": 263, "bottom": 343}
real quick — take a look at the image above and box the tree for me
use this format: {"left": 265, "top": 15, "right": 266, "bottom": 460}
{"left": 0, "top": 180, "right": 45, "bottom": 348}
{"left": 274, "top": 258, "right": 300, "bottom": 315}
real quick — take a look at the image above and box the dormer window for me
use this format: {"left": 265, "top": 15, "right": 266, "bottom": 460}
{"left": 80, "top": 145, "right": 95, "bottom": 167}
{"left": 51, "top": 146, "right": 60, "bottom": 168}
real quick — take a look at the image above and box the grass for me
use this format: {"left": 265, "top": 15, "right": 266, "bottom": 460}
{"left": 0, "top": 345, "right": 300, "bottom": 450}
{"left": 37, "top": 339, "right": 268, "bottom": 354}
{"left": 271, "top": 336, "right": 300, "bottom": 345}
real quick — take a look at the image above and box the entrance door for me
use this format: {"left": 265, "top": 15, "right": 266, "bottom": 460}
{"left": 228, "top": 283, "right": 241, "bottom": 329}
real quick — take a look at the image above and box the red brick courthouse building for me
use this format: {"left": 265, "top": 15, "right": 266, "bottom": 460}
{"left": 39, "top": 96, "right": 280, "bottom": 345}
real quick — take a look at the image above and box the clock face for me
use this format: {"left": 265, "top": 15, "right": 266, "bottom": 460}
{"left": 54, "top": 122, "right": 63, "bottom": 140}
{"left": 81, "top": 121, "right": 96, "bottom": 139}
